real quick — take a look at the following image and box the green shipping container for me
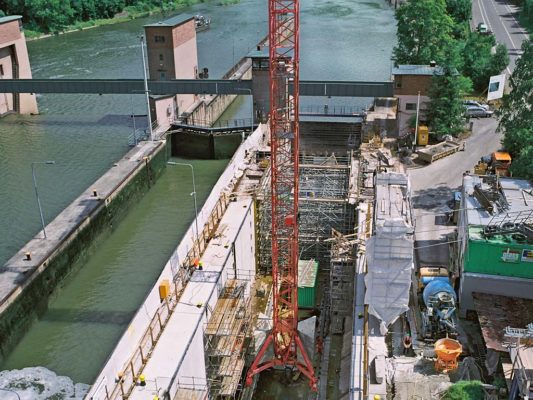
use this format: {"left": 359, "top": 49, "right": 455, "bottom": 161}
{"left": 298, "top": 259, "right": 318, "bottom": 308}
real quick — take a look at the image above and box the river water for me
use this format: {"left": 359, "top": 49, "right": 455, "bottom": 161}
{"left": 0, "top": 0, "right": 395, "bottom": 386}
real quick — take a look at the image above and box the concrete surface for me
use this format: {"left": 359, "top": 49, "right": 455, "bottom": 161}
{"left": 128, "top": 199, "right": 255, "bottom": 400}
{"left": 408, "top": 118, "right": 502, "bottom": 266}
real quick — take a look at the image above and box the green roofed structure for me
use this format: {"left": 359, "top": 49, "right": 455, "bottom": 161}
{"left": 457, "top": 174, "right": 533, "bottom": 317}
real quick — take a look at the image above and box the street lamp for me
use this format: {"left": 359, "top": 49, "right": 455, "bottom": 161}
{"left": 236, "top": 88, "right": 254, "bottom": 142}
{"left": 167, "top": 162, "right": 200, "bottom": 247}
{"left": 139, "top": 35, "right": 153, "bottom": 142}
{"left": 31, "top": 160, "right": 55, "bottom": 239}
{"left": 0, "top": 387, "right": 21, "bottom": 399}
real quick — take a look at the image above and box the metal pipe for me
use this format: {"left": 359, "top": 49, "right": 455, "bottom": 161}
{"left": 31, "top": 160, "right": 55, "bottom": 239}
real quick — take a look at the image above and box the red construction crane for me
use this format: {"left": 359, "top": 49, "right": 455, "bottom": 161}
{"left": 245, "top": 0, "right": 317, "bottom": 391}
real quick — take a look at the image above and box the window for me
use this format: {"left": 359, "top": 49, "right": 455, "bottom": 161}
{"left": 154, "top": 35, "right": 165, "bottom": 43}
{"left": 395, "top": 77, "right": 402, "bottom": 88}
{"left": 159, "top": 54, "right": 164, "bottom": 61}
{"left": 160, "top": 71, "right": 166, "bottom": 79}
{"left": 405, "top": 103, "right": 417, "bottom": 111}
{"left": 0, "top": 64, "right": 3, "bottom": 76}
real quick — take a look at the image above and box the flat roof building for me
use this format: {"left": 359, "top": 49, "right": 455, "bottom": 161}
{"left": 457, "top": 174, "right": 533, "bottom": 317}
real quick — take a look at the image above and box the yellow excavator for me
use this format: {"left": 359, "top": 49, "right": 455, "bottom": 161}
{"left": 473, "top": 151, "right": 512, "bottom": 177}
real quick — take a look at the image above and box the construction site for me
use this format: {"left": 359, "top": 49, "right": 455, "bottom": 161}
{"left": 1, "top": 0, "right": 532, "bottom": 399}
{"left": 82, "top": 0, "right": 533, "bottom": 397}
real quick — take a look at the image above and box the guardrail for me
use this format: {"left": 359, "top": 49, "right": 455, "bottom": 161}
{"left": 104, "top": 193, "right": 229, "bottom": 400}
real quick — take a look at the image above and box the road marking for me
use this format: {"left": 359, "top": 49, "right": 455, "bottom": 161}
{"left": 488, "top": 0, "right": 517, "bottom": 48}
{"left": 478, "top": 0, "right": 493, "bottom": 32}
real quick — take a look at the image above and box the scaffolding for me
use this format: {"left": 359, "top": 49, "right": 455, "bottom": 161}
{"left": 257, "top": 154, "right": 355, "bottom": 274}
{"left": 328, "top": 229, "right": 358, "bottom": 334}
{"left": 204, "top": 279, "right": 253, "bottom": 399}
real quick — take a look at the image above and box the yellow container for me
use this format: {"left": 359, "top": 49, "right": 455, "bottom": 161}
{"left": 159, "top": 279, "right": 170, "bottom": 301}
{"left": 417, "top": 125, "right": 429, "bottom": 146}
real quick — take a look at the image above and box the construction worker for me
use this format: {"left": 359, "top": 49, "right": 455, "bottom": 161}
{"left": 198, "top": 260, "right": 203, "bottom": 270}
{"left": 402, "top": 333, "right": 413, "bottom": 356}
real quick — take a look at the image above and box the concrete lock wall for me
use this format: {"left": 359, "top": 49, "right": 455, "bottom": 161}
{"left": 87, "top": 125, "right": 265, "bottom": 399}
{"left": 0, "top": 141, "right": 169, "bottom": 364}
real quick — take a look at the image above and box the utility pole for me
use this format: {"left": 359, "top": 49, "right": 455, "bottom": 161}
{"left": 414, "top": 91, "right": 420, "bottom": 149}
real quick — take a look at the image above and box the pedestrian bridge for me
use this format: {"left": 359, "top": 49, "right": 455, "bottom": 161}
{"left": 0, "top": 79, "right": 393, "bottom": 98}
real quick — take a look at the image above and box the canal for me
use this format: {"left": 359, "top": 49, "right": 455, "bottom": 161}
{"left": 0, "top": 0, "right": 395, "bottom": 388}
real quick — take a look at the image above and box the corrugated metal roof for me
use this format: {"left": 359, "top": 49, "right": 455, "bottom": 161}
{"left": 144, "top": 14, "right": 194, "bottom": 28}
{"left": 298, "top": 259, "right": 318, "bottom": 288}
{"left": 0, "top": 15, "right": 22, "bottom": 25}
{"left": 392, "top": 64, "right": 445, "bottom": 76}
{"left": 473, "top": 292, "right": 533, "bottom": 352}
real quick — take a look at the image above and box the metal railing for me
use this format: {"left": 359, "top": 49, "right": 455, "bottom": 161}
{"left": 300, "top": 104, "right": 366, "bottom": 116}
{"left": 104, "top": 193, "right": 230, "bottom": 400}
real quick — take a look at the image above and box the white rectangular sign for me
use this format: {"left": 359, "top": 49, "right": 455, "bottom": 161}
{"left": 487, "top": 74, "right": 506, "bottom": 101}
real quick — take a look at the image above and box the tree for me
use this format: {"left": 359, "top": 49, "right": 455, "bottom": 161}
{"left": 498, "top": 38, "right": 533, "bottom": 178}
{"left": 445, "top": 0, "right": 472, "bottom": 24}
{"left": 461, "top": 34, "right": 509, "bottom": 91}
{"left": 427, "top": 64, "right": 472, "bottom": 137}
{"left": 393, "top": 0, "right": 454, "bottom": 65}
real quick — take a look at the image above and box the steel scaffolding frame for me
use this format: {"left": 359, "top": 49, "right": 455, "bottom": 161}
{"left": 257, "top": 154, "right": 355, "bottom": 274}
{"left": 204, "top": 278, "right": 253, "bottom": 399}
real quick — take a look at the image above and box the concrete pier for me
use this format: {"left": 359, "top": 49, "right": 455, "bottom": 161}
{"left": 0, "top": 140, "right": 166, "bottom": 363}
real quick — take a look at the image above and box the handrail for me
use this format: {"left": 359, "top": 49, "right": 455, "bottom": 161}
{"left": 104, "top": 193, "right": 230, "bottom": 400}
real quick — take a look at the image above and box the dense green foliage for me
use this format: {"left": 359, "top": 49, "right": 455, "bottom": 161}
{"left": 444, "top": 381, "right": 485, "bottom": 400}
{"left": 427, "top": 65, "right": 472, "bottom": 138}
{"left": 393, "top": 0, "right": 454, "bottom": 65}
{"left": 498, "top": 38, "right": 533, "bottom": 178}
{"left": 394, "top": 0, "right": 510, "bottom": 136}
{"left": 0, "top": 0, "right": 195, "bottom": 33}
{"left": 513, "top": 0, "right": 533, "bottom": 28}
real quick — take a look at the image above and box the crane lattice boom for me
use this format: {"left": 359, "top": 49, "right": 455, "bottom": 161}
{"left": 246, "top": 0, "right": 317, "bottom": 390}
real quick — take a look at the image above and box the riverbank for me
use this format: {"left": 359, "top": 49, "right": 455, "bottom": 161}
{"left": 24, "top": 0, "right": 240, "bottom": 41}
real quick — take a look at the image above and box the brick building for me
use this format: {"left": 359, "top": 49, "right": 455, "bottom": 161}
{"left": 0, "top": 15, "right": 38, "bottom": 116}
{"left": 392, "top": 63, "right": 444, "bottom": 137}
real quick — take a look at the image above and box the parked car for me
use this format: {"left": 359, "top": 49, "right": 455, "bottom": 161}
{"left": 463, "top": 100, "right": 489, "bottom": 110}
{"left": 465, "top": 106, "right": 494, "bottom": 118}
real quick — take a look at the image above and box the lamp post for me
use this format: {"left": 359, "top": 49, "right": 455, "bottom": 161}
{"left": 31, "top": 160, "right": 55, "bottom": 239}
{"left": 413, "top": 91, "right": 420, "bottom": 149}
{"left": 0, "top": 388, "right": 20, "bottom": 400}
{"left": 139, "top": 35, "right": 153, "bottom": 142}
{"left": 167, "top": 162, "right": 200, "bottom": 247}
{"left": 236, "top": 88, "right": 253, "bottom": 142}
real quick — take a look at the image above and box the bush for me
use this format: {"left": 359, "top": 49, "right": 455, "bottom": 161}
{"left": 444, "top": 381, "right": 485, "bottom": 400}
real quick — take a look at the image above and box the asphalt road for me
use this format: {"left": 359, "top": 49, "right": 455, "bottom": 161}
{"left": 472, "top": 0, "right": 530, "bottom": 73}
{"left": 409, "top": 118, "right": 502, "bottom": 266}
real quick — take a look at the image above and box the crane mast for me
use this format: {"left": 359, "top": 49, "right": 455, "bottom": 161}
{"left": 246, "top": 0, "right": 317, "bottom": 390}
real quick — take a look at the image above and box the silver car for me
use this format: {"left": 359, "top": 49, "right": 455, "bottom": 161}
{"left": 463, "top": 100, "right": 489, "bottom": 110}
{"left": 465, "top": 106, "right": 494, "bottom": 118}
